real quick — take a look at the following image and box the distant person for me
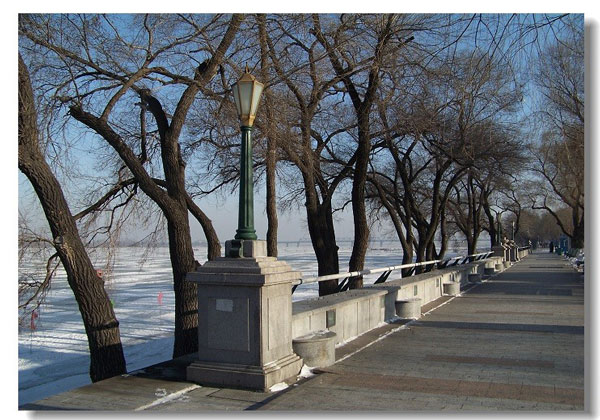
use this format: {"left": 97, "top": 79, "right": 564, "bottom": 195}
{"left": 549, "top": 241, "right": 554, "bottom": 253}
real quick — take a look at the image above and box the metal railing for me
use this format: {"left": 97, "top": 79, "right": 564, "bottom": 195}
{"left": 292, "top": 251, "right": 494, "bottom": 294}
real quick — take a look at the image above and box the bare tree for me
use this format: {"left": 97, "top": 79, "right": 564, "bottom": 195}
{"left": 528, "top": 16, "right": 584, "bottom": 248}
{"left": 311, "top": 14, "right": 423, "bottom": 287}
{"left": 183, "top": 14, "right": 351, "bottom": 284}
{"left": 449, "top": 123, "right": 526, "bottom": 253}
{"left": 252, "top": 15, "right": 358, "bottom": 294}
{"left": 20, "top": 13, "right": 243, "bottom": 358}
{"left": 367, "top": 13, "right": 527, "bottom": 263}
{"left": 257, "top": 14, "right": 280, "bottom": 257}
{"left": 19, "top": 53, "right": 127, "bottom": 382}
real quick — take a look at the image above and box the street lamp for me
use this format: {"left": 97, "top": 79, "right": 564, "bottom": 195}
{"left": 231, "top": 65, "right": 264, "bottom": 246}
{"left": 188, "top": 67, "right": 302, "bottom": 389}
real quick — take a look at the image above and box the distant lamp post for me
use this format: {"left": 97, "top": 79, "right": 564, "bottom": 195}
{"left": 231, "top": 65, "right": 264, "bottom": 243}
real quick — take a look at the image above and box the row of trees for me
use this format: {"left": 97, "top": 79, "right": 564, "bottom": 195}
{"left": 18, "top": 13, "right": 584, "bottom": 382}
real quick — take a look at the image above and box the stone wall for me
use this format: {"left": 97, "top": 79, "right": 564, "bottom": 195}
{"left": 291, "top": 260, "right": 492, "bottom": 345}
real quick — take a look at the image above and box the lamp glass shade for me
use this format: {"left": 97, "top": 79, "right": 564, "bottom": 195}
{"left": 232, "top": 85, "right": 242, "bottom": 117}
{"left": 232, "top": 71, "right": 264, "bottom": 127}
{"left": 250, "top": 83, "right": 264, "bottom": 118}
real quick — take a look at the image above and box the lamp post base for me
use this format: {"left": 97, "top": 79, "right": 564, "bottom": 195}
{"left": 186, "top": 245, "right": 303, "bottom": 391}
{"left": 225, "top": 239, "right": 268, "bottom": 258}
{"left": 234, "top": 228, "right": 257, "bottom": 241}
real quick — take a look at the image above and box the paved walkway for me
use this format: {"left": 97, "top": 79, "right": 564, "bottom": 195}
{"left": 21, "top": 252, "right": 585, "bottom": 411}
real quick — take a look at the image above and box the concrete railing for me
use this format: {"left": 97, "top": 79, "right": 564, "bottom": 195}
{"left": 291, "top": 255, "right": 504, "bottom": 346}
{"left": 518, "top": 246, "right": 531, "bottom": 259}
{"left": 292, "top": 252, "right": 493, "bottom": 294}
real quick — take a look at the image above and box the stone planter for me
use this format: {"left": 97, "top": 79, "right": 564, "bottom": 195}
{"left": 395, "top": 298, "right": 422, "bottom": 319}
{"left": 443, "top": 282, "right": 461, "bottom": 296}
{"left": 292, "top": 330, "right": 336, "bottom": 368}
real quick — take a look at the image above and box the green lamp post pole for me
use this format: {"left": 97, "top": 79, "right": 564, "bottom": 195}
{"left": 235, "top": 125, "right": 257, "bottom": 240}
{"left": 228, "top": 65, "right": 264, "bottom": 256}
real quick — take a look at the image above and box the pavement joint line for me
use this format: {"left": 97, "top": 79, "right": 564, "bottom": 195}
{"left": 133, "top": 384, "right": 201, "bottom": 411}
{"left": 334, "top": 322, "right": 413, "bottom": 365}
{"left": 422, "top": 293, "right": 461, "bottom": 316}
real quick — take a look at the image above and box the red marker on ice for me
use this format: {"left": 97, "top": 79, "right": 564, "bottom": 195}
{"left": 30, "top": 310, "right": 39, "bottom": 331}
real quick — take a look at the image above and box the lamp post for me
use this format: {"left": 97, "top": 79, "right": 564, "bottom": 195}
{"left": 187, "top": 68, "right": 303, "bottom": 390}
{"left": 230, "top": 65, "right": 264, "bottom": 249}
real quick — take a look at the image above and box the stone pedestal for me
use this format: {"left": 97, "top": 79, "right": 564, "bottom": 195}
{"left": 443, "top": 282, "right": 461, "bottom": 296}
{"left": 395, "top": 298, "right": 422, "bottom": 319}
{"left": 492, "top": 245, "right": 505, "bottom": 259}
{"left": 484, "top": 263, "right": 496, "bottom": 274}
{"left": 186, "top": 240, "right": 303, "bottom": 391}
{"left": 509, "top": 246, "right": 519, "bottom": 262}
{"left": 292, "top": 330, "right": 336, "bottom": 368}
{"left": 468, "top": 273, "right": 482, "bottom": 283}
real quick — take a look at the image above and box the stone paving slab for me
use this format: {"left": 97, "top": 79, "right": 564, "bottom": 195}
{"left": 20, "top": 252, "right": 585, "bottom": 411}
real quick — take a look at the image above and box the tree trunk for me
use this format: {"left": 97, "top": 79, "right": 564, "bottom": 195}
{"left": 193, "top": 210, "right": 221, "bottom": 261}
{"left": 21, "top": 160, "right": 128, "bottom": 381}
{"left": 484, "top": 205, "right": 498, "bottom": 248}
{"left": 368, "top": 176, "right": 414, "bottom": 276}
{"left": 469, "top": 231, "right": 481, "bottom": 256}
{"left": 415, "top": 230, "right": 427, "bottom": 265}
{"left": 467, "top": 236, "right": 476, "bottom": 256}
{"left": 165, "top": 213, "right": 199, "bottom": 358}
{"left": 186, "top": 196, "right": 221, "bottom": 260}
{"left": 19, "top": 54, "right": 127, "bottom": 382}
{"left": 265, "top": 136, "right": 278, "bottom": 257}
{"left": 348, "top": 117, "right": 372, "bottom": 289}
{"left": 305, "top": 195, "right": 339, "bottom": 295}
{"left": 571, "top": 209, "right": 584, "bottom": 248}
{"left": 401, "top": 246, "right": 414, "bottom": 278}
{"left": 258, "top": 13, "right": 279, "bottom": 258}
{"left": 437, "top": 207, "right": 449, "bottom": 259}
{"left": 426, "top": 241, "right": 436, "bottom": 262}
